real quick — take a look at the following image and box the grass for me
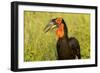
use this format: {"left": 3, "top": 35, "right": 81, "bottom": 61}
{"left": 24, "top": 11, "right": 90, "bottom": 62}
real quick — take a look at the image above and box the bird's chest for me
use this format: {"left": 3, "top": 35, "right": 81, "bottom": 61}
{"left": 57, "top": 38, "right": 73, "bottom": 59}
{"left": 58, "top": 38, "right": 69, "bottom": 49}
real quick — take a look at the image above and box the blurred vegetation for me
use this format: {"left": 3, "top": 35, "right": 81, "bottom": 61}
{"left": 24, "top": 11, "right": 90, "bottom": 62}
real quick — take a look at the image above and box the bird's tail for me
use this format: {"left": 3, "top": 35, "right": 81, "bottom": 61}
{"left": 76, "top": 45, "right": 81, "bottom": 59}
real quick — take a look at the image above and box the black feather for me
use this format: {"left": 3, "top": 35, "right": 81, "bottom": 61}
{"left": 56, "top": 18, "right": 81, "bottom": 60}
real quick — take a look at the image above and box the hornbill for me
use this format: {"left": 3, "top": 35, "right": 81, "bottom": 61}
{"left": 44, "top": 17, "right": 81, "bottom": 60}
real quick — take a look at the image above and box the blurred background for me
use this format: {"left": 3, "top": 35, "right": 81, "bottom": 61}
{"left": 24, "top": 11, "right": 90, "bottom": 62}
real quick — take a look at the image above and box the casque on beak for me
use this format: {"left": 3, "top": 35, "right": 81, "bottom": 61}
{"left": 44, "top": 21, "right": 57, "bottom": 33}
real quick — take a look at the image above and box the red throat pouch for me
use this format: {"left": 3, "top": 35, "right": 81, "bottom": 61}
{"left": 56, "top": 23, "right": 64, "bottom": 38}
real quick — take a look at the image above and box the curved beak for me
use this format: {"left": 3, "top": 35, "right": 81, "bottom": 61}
{"left": 44, "top": 22, "right": 57, "bottom": 33}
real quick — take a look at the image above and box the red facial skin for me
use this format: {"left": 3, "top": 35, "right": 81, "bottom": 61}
{"left": 55, "top": 18, "right": 64, "bottom": 38}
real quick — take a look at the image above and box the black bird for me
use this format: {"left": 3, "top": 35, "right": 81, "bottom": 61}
{"left": 44, "top": 17, "right": 81, "bottom": 60}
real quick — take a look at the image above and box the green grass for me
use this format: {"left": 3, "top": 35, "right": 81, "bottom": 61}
{"left": 24, "top": 11, "right": 90, "bottom": 62}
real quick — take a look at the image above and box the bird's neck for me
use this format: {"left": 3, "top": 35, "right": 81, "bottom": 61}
{"left": 56, "top": 23, "right": 68, "bottom": 39}
{"left": 56, "top": 23, "right": 64, "bottom": 38}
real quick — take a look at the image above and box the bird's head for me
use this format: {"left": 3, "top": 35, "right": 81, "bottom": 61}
{"left": 44, "top": 17, "right": 65, "bottom": 38}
